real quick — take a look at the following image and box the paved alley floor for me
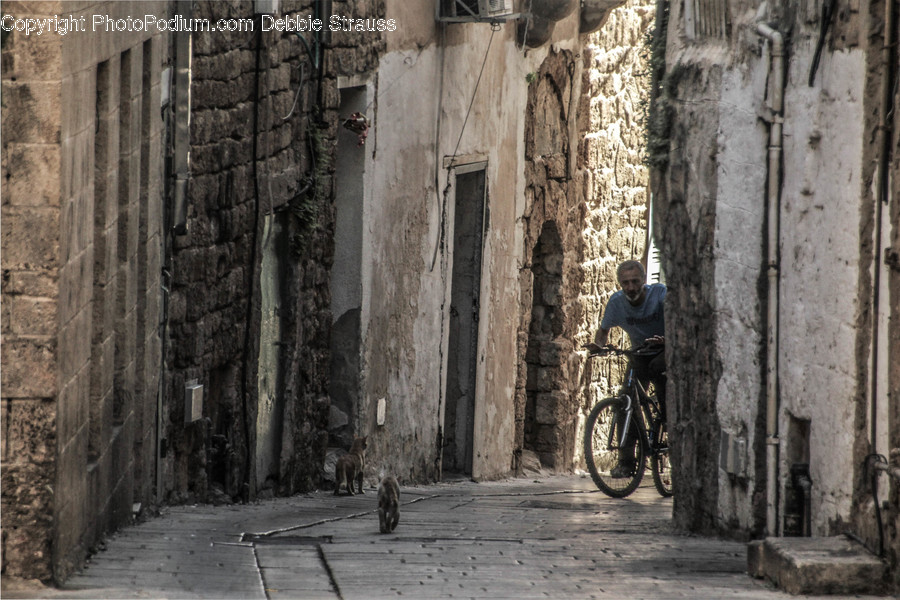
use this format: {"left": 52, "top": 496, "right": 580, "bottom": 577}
{"left": 2, "top": 474, "right": 887, "bottom": 599}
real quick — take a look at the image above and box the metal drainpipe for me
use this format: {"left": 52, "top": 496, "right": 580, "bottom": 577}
{"left": 172, "top": 1, "right": 192, "bottom": 234}
{"left": 755, "top": 22, "right": 785, "bottom": 537}
{"left": 871, "top": 0, "right": 895, "bottom": 455}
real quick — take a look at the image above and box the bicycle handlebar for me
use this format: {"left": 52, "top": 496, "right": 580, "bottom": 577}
{"left": 583, "top": 343, "right": 663, "bottom": 358}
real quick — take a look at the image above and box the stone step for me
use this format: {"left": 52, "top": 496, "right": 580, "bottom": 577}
{"left": 748, "top": 535, "right": 887, "bottom": 595}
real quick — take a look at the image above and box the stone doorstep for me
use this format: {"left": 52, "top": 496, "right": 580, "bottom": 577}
{"left": 748, "top": 536, "right": 887, "bottom": 596}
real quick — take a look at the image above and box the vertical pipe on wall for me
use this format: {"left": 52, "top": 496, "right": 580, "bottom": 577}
{"left": 172, "top": 1, "right": 192, "bottom": 234}
{"left": 755, "top": 22, "right": 785, "bottom": 537}
{"left": 871, "top": 0, "right": 896, "bottom": 454}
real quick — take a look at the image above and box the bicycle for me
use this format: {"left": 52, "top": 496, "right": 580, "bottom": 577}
{"left": 582, "top": 345, "right": 673, "bottom": 498}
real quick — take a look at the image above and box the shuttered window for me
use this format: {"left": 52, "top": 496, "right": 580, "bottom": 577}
{"left": 684, "top": 0, "right": 730, "bottom": 40}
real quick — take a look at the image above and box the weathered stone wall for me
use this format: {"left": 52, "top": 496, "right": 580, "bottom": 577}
{"left": 284, "top": 0, "right": 383, "bottom": 490}
{"left": 354, "top": 3, "right": 557, "bottom": 483}
{"left": 578, "top": 0, "right": 655, "bottom": 412}
{"left": 1, "top": 0, "right": 62, "bottom": 578}
{"left": 1, "top": 0, "right": 168, "bottom": 582}
{"left": 656, "top": 60, "right": 725, "bottom": 534}
{"left": 864, "top": 0, "right": 900, "bottom": 584}
{"left": 163, "top": 0, "right": 384, "bottom": 502}
{"left": 513, "top": 0, "right": 654, "bottom": 473}
{"left": 889, "top": 31, "right": 900, "bottom": 586}
{"left": 888, "top": 68, "right": 900, "bottom": 586}
{"left": 517, "top": 48, "right": 586, "bottom": 471}
{"left": 657, "top": 1, "right": 898, "bottom": 567}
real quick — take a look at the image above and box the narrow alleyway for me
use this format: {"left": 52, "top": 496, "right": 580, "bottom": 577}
{"left": 3, "top": 474, "right": 885, "bottom": 599}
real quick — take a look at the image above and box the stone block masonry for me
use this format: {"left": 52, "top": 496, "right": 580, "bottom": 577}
{"left": 1, "top": 0, "right": 64, "bottom": 582}
{"left": 515, "top": 0, "right": 655, "bottom": 474}
{"left": 578, "top": 0, "right": 655, "bottom": 390}
{"left": 161, "top": 0, "right": 384, "bottom": 506}
{"left": 1, "top": 0, "right": 169, "bottom": 583}
{"left": 518, "top": 47, "right": 585, "bottom": 473}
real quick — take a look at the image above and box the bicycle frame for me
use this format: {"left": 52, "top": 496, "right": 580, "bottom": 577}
{"left": 584, "top": 344, "right": 672, "bottom": 498}
{"left": 619, "top": 370, "right": 652, "bottom": 445}
{"left": 606, "top": 352, "right": 665, "bottom": 455}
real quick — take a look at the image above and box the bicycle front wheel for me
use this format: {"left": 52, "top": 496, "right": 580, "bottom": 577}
{"left": 651, "top": 420, "right": 673, "bottom": 497}
{"left": 583, "top": 397, "right": 645, "bottom": 498}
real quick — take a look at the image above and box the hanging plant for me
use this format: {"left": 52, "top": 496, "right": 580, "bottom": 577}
{"left": 289, "top": 116, "right": 332, "bottom": 256}
{"left": 342, "top": 112, "right": 370, "bottom": 146}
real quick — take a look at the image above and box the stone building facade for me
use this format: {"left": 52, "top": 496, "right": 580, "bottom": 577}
{"left": 345, "top": 0, "right": 653, "bottom": 483}
{"left": 516, "top": 0, "right": 655, "bottom": 472}
{"left": 0, "top": 0, "right": 384, "bottom": 583}
{"left": 2, "top": 0, "right": 169, "bottom": 581}
{"left": 6, "top": 0, "right": 897, "bottom": 591}
{"left": 652, "top": 0, "right": 899, "bottom": 587}
{"left": 159, "top": 0, "right": 384, "bottom": 506}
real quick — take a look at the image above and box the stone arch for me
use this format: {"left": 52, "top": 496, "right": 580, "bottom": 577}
{"left": 515, "top": 47, "right": 585, "bottom": 475}
{"left": 524, "top": 221, "right": 571, "bottom": 469}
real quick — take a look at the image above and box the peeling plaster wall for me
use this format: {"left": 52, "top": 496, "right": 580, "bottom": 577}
{"left": 356, "top": 38, "right": 445, "bottom": 481}
{"left": 712, "top": 57, "right": 768, "bottom": 532}
{"left": 661, "top": 0, "right": 891, "bottom": 546}
{"left": 708, "top": 14, "right": 869, "bottom": 535}
{"left": 359, "top": 4, "right": 594, "bottom": 483}
{"left": 360, "top": 9, "right": 528, "bottom": 482}
{"left": 778, "top": 49, "right": 867, "bottom": 531}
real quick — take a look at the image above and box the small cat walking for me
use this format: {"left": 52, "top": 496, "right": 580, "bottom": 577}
{"left": 378, "top": 475, "right": 400, "bottom": 533}
{"left": 334, "top": 436, "right": 367, "bottom": 495}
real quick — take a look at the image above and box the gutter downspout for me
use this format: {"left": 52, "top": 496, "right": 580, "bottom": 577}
{"left": 172, "top": 1, "right": 192, "bottom": 234}
{"left": 756, "top": 22, "right": 785, "bottom": 537}
{"left": 871, "top": 0, "right": 895, "bottom": 454}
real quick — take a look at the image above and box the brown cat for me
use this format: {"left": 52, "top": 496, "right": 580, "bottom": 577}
{"left": 378, "top": 475, "right": 400, "bottom": 533}
{"left": 333, "top": 436, "right": 367, "bottom": 495}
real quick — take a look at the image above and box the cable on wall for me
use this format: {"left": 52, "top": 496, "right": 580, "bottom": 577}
{"left": 430, "top": 22, "right": 499, "bottom": 271}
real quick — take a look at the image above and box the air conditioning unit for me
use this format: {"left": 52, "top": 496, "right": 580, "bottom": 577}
{"left": 438, "top": 0, "right": 518, "bottom": 22}
{"left": 484, "top": 0, "right": 511, "bottom": 14}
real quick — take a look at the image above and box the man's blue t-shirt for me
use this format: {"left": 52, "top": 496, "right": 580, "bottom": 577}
{"left": 600, "top": 283, "right": 666, "bottom": 347}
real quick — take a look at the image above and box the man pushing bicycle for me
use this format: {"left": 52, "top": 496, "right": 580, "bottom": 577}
{"left": 584, "top": 260, "right": 667, "bottom": 478}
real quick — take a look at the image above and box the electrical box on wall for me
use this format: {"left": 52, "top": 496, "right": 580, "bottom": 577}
{"left": 185, "top": 381, "right": 203, "bottom": 424}
{"left": 376, "top": 397, "right": 386, "bottom": 426}
{"left": 160, "top": 67, "right": 171, "bottom": 108}
{"left": 719, "top": 431, "right": 747, "bottom": 478}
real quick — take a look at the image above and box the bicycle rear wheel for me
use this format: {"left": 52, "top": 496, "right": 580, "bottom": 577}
{"left": 650, "top": 420, "right": 673, "bottom": 497}
{"left": 583, "top": 397, "right": 645, "bottom": 498}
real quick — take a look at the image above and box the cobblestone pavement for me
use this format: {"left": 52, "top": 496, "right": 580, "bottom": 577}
{"left": 3, "top": 474, "right": 887, "bottom": 599}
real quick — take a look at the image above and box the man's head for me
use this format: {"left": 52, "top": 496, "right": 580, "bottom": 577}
{"left": 616, "top": 260, "right": 646, "bottom": 305}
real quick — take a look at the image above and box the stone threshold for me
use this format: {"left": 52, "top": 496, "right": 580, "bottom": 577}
{"left": 748, "top": 535, "right": 888, "bottom": 595}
